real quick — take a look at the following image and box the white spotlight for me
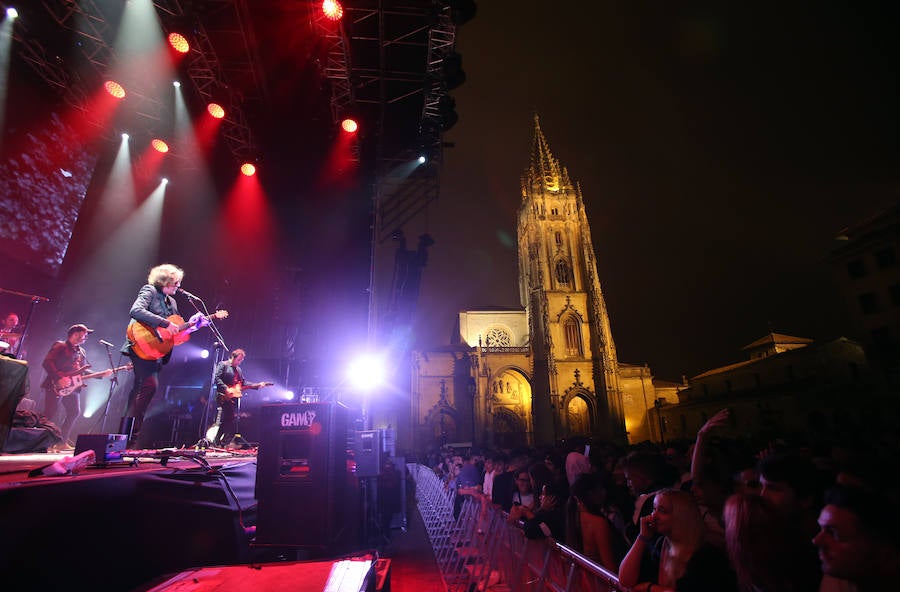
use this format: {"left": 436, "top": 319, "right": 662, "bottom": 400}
{"left": 122, "top": 133, "right": 130, "bottom": 140}
{"left": 417, "top": 155, "right": 426, "bottom": 164}
{"left": 346, "top": 353, "right": 387, "bottom": 391}
{"left": 173, "top": 81, "right": 181, "bottom": 88}
{"left": 200, "top": 349, "right": 209, "bottom": 359}
{"left": 6, "top": 8, "right": 18, "bottom": 19}
{"left": 162, "top": 178, "right": 169, "bottom": 185}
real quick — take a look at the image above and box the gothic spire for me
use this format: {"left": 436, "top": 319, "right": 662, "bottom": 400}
{"left": 530, "top": 114, "right": 562, "bottom": 192}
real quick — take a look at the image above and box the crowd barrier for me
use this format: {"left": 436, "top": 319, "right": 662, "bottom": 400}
{"left": 407, "top": 464, "right": 625, "bottom": 592}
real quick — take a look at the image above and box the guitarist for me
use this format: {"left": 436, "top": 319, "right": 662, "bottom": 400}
{"left": 212, "top": 348, "right": 252, "bottom": 448}
{"left": 40, "top": 324, "right": 96, "bottom": 451}
{"left": 120, "top": 263, "right": 208, "bottom": 447}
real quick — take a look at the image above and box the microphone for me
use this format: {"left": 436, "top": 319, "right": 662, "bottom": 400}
{"left": 177, "top": 287, "right": 201, "bottom": 300}
{"left": 98, "top": 339, "right": 116, "bottom": 348}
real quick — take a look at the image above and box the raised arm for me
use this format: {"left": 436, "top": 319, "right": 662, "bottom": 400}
{"left": 691, "top": 408, "right": 730, "bottom": 487}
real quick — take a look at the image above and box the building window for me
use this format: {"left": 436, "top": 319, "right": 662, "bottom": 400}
{"left": 846, "top": 259, "right": 866, "bottom": 279}
{"left": 551, "top": 207, "right": 559, "bottom": 216}
{"left": 564, "top": 316, "right": 583, "bottom": 357}
{"left": 555, "top": 231, "right": 562, "bottom": 245}
{"left": 555, "top": 260, "right": 571, "bottom": 286}
{"left": 859, "top": 292, "right": 879, "bottom": 315}
{"left": 890, "top": 283, "right": 900, "bottom": 306}
{"left": 875, "top": 246, "right": 897, "bottom": 269}
{"left": 485, "top": 327, "right": 511, "bottom": 347}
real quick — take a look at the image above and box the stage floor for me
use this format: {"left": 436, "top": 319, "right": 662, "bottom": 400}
{"left": 0, "top": 447, "right": 257, "bottom": 486}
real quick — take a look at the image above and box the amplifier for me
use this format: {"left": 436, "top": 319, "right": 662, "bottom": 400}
{"left": 74, "top": 433, "right": 128, "bottom": 465}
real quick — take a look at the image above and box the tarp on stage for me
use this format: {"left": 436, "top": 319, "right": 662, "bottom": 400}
{"left": 0, "top": 458, "right": 257, "bottom": 591}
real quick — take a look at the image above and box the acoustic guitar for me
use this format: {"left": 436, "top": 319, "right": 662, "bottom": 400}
{"left": 53, "top": 364, "right": 133, "bottom": 397}
{"left": 127, "top": 310, "right": 228, "bottom": 361}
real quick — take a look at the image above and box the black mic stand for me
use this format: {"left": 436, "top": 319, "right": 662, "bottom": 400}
{"left": 0, "top": 287, "right": 50, "bottom": 359}
{"left": 183, "top": 293, "right": 229, "bottom": 449}
{"left": 196, "top": 342, "right": 226, "bottom": 449}
{"left": 95, "top": 342, "right": 126, "bottom": 434}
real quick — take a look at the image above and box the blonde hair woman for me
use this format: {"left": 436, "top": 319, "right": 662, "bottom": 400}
{"left": 618, "top": 489, "right": 736, "bottom": 592}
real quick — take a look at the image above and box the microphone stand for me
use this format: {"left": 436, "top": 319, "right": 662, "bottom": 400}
{"left": 0, "top": 287, "right": 50, "bottom": 359}
{"left": 183, "top": 293, "right": 229, "bottom": 449}
{"left": 96, "top": 343, "right": 124, "bottom": 434}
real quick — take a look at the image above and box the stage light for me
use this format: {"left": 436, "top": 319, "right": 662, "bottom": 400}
{"left": 323, "top": 0, "right": 343, "bottom": 21}
{"left": 162, "top": 178, "right": 169, "bottom": 185}
{"left": 417, "top": 155, "right": 427, "bottom": 164}
{"left": 200, "top": 349, "right": 209, "bottom": 359}
{"left": 151, "top": 139, "right": 169, "bottom": 153}
{"left": 104, "top": 80, "right": 126, "bottom": 99}
{"left": 341, "top": 118, "right": 358, "bottom": 133}
{"left": 121, "top": 133, "right": 129, "bottom": 140}
{"left": 346, "top": 353, "right": 387, "bottom": 391}
{"left": 240, "top": 163, "right": 256, "bottom": 177}
{"left": 173, "top": 81, "right": 181, "bottom": 88}
{"left": 168, "top": 32, "right": 190, "bottom": 54}
{"left": 6, "top": 7, "right": 18, "bottom": 19}
{"left": 207, "top": 103, "right": 225, "bottom": 119}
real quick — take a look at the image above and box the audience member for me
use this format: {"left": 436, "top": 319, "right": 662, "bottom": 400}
{"left": 619, "top": 488, "right": 736, "bottom": 592}
{"left": 565, "top": 436, "right": 594, "bottom": 488}
{"left": 623, "top": 450, "right": 679, "bottom": 544}
{"left": 570, "top": 471, "right": 628, "bottom": 573}
{"left": 813, "top": 484, "right": 900, "bottom": 592}
{"left": 724, "top": 492, "right": 820, "bottom": 592}
{"left": 507, "top": 467, "right": 536, "bottom": 523}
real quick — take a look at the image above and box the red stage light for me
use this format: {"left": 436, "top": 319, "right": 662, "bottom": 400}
{"left": 240, "top": 163, "right": 256, "bottom": 177}
{"left": 341, "top": 118, "right": 358, "bottom": 133}
{"left": 207, "top": 103, "right": 225, "bottom": 119}
{"left": 151, "top": 139, "right": 169, "bottom": 153}
{"left": 322, "top": 0, "right": 343, "bottom": 21}
{"left": 168, "top": 32, "right": 190, "bottom": 54}
{"left": 104, "top": 81, "right": 126, "bottom": 99}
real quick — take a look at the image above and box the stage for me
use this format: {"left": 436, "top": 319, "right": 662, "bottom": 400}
{"left": 0, "top": 448, "right": 445, "bottom": 592}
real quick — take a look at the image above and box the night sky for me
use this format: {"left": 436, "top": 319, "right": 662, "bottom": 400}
{"left": 410, "top": 2, "right": 900, "bottom": 380}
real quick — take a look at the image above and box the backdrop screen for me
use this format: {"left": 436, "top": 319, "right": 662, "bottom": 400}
{"left": 0, "top": 108, "right": 97, "bottom": 277}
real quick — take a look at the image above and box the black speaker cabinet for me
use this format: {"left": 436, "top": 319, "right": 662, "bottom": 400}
{"left": 254, "top": 402, "right": 357, "bottom": 552}
{"left": 353, "top": 430, "right": 383, "bottom": 478}
{"left": 74, "top": 433, "right": 128, "bottom": 465}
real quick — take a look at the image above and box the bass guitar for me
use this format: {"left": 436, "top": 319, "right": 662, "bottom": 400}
{"left": 54, "top": 364, "right": 133, "bottom": 397}
{"left": 220, "top": 380, "right": 274, "bottom": 402}
{"left": 127, "top": 310, "right": 228, "bottom": 361}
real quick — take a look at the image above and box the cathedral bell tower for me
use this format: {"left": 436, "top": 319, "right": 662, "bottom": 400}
{"left": 517, "top": 115, "right": 625, "bottom": 444}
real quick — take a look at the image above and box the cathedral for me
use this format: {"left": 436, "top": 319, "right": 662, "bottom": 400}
{"left": 399, "top": 117, "right": 678, "bottom": 454}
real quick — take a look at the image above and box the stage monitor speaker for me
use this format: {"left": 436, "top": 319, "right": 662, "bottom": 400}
{"left": 255, "top": 402, "right": 357, "bottom": 553}
{"left": 74, "top": 433, "right": 127, "bottom": 465}
{"left": 353, "top": 430, "right": 382, "bottom": 478}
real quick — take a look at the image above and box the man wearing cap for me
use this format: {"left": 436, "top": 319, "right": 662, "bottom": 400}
{"left": 40, "top": 324, "right": 96, "bottom": 450}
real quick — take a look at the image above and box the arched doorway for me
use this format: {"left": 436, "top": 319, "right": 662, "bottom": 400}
{"left": 565, "top": 393, "right": 592, "bottom": 436}
{"left": 489, "top": 367, "right": 532, "bottom": 448}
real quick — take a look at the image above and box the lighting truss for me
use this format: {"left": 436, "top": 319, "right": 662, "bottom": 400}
{"left": 309, "top": 1, "right": 459, "bottom": 242}
{"left": 14, "top": 0, "right": 261, "bottom": 166}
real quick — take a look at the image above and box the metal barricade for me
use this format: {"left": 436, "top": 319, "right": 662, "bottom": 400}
{"left": 407, "top": 464, "right": 625, "bottom": 592}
